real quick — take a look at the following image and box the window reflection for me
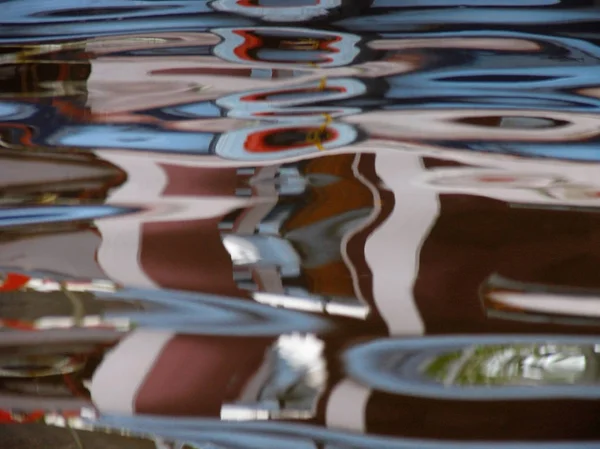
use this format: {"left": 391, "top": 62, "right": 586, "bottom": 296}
{"left": 423, "top": 343, "right": 598, "bottom": 387}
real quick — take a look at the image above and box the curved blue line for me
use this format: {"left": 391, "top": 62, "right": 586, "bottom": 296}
{"left": 0, "top": 205, "right": 138, "bottom": 227}
{"left": 344, "top": 335, "right": 600, "bottom": 400}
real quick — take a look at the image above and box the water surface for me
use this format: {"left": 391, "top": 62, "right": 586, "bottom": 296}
{"left": 2, "top": 1, "right": 600, "bottom": 448}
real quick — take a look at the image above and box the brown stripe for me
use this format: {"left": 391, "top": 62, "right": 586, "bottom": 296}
{"left": 160, "top": 164, "right": 239, "bottom": 197}
{"left": 366, "top": 391, "right": 600, "bottom": 440}
{"left": 414, "top": 194, "right": 600, "bottom": 335}
{"left": 134, "top": 335, "right": 273, "bottom": 416}
{"left": 140, "top": 218, "right": 249, "bottom": 298}
{"left": 344, "top": 153, "right": 396, "bottom": 327}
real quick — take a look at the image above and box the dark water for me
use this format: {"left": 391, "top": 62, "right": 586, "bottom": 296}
{"left": 2, "top": 1, "right": 600, "bottom": 448}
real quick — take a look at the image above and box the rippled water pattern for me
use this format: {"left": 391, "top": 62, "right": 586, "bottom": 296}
{"left": 2, "top": 1, "right": 600, "bottom": 448}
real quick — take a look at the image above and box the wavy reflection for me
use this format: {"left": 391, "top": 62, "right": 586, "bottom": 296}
{"left": 3, "top": 2, "right": 600, "bottom": 447}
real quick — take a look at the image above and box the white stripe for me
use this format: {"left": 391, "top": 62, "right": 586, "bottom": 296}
{"left": 96, "top": 219, "right": 158, "bottom": 288}
{"left": 0, "top": 393, "right": 88, "bottom": 413}
{"left": 253, "top": 266, "right": 285, "bottom": 295}
{"left": 325, "top": 379, "right": 370, "bottom": 433}
{"left": 91, "top": 329, "right": 174, "bottom": 415}
{"left": 237, "top": 357, "right": 275, "bottom": 403}
{"left": 365, "top": 153, "right": 439, "bottom": 335}
{"left": 341, "top": 154, "right": 381, "bottom": 312}
{"left": 95, "top": 152, "right": 166, "bottom": 288}
{"left": 96, "top": 151, "right": 168, "bottom": 203}
{"left": 346, "top": 109, "right": 600, "bottom": 142}
{"left": 494, "top": 292, "right": 600, "bottom": 318}
{"left": 93, "top": 152, "right": 252, "bottom": 288}
{"left": 95, "top": 151, "right": 257, "bottom": 217}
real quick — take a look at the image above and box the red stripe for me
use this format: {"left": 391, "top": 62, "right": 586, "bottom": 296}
{"left": 0, "top": 273, "right": 30, "bottom": 291}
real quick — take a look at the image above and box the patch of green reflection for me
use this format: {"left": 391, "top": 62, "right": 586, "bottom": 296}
{"left": 423, "top": 344, "right": 600, "bottom": 387}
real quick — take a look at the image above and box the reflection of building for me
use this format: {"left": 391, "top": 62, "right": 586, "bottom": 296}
{"left": 2, "top": 327, "right": 600, "bottom": 441}
{"left": 83, "top": 28, "right": 402, "bottom": 116}
{"left": 4, "top": 14, "right": 600, "bottom": 445}
{"left": 218, "top": 151, "right": 600, "bottom": 335}
{"left": 425, "top": 343, "right": 598, "bottom": 387}
{"left": 22, "top": 31, "right": 600, "bottom": 163}
{"left": 84, "top": 329, "right": 600, "bottom": 441}
{"left": 0, "top": 32, "right": 409, "bottom": 160}
{"left": 4, "top": 150, "right": 600, "bottom": 331}
{"left": 3, "top": 150, "right": 600, "bottom": 441}
{"left": 221, "top": 154, "right": 376, "bottom": 319}
{"left": 14, "top": 32, "right": 599, "bottom": 167}
{"left": 5, "top": 147, "right": 600, "bottom": 441}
